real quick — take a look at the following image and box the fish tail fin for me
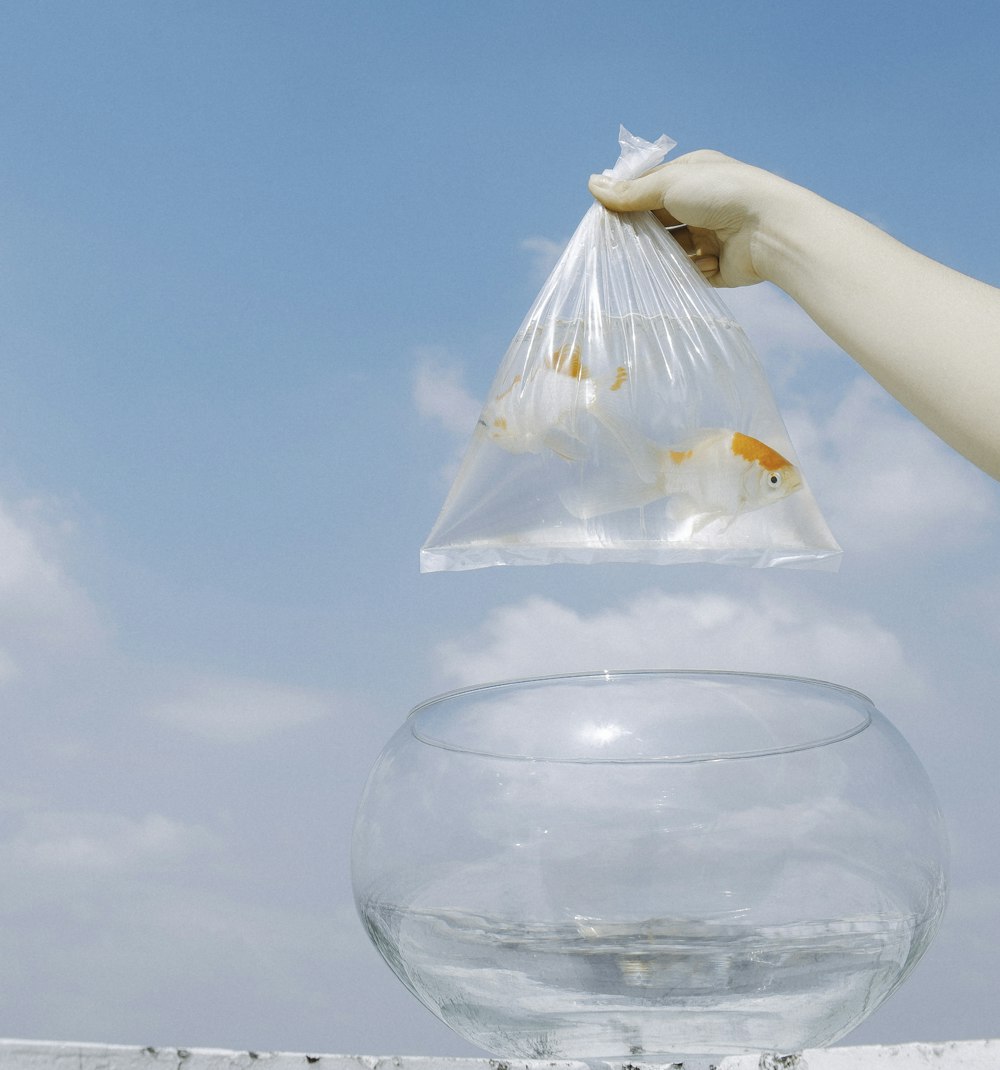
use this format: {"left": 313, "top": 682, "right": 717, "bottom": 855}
{"left": 542, "top": 428, "right": 589, "bottom": 463}
{"left": 586, "top": 402, "right": 661, "bottom": 483}
{"left": 560, "top": 475, "right": 662, "bottom": 520}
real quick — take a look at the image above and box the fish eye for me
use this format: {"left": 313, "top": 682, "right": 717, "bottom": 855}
{"left": 768, "top": 473, "right": 781, "bottom": 487}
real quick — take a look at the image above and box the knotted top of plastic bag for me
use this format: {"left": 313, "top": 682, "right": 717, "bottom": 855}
{"left": 421, "top": 127, "right": 840, "bottom": 572}
{"left": 601, "top": 126, "right": 677, "bottom": 181}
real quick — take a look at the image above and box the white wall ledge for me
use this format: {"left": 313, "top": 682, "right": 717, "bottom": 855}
{"left": 0, "top": 1040, "right": 997, "bottom": 1070}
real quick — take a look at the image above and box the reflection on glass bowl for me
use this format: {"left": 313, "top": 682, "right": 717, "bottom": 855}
{"left": 351, "top": 671, "right": 948, "bottom": 1065}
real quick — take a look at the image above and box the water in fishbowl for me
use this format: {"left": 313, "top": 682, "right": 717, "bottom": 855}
{"left": 361, "top": 900, "right": 932, "bottom": 1062}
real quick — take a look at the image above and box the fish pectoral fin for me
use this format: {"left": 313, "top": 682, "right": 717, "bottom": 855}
{"left": 693, "top": 511, "right": 735, "bottom": 535}
{"left": 664, "top": 496, "right": 734, "bottom": 538}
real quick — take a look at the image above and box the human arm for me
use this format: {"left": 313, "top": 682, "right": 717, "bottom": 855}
{"left": 589, "top": 152, "right": 1000, "bottom": 481}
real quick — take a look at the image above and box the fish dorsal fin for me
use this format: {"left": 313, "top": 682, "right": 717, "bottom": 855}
{"left": 547, "top": 345, "right": 589, "bottom": 379}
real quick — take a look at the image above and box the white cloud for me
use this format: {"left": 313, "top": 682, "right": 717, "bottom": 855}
{"left": 722, "top": 282, "right": 840, "bottom": 359}
{"left": 849, "top": 876, "right": 1000, "bottom": 1045}
{"left": 7, "top": 809, "right": 217, "bottom": 874}
{"left": 148, "top": 673, "right": 337, "bottom": 743}
{"left": 716, "top": 285, "right": 1000, "bottom": 558}
{"left": 520, "top": 235, "right": 567, "bottom": 282}
{"left": 0, "top": 479, "right": 344, "bottom": 758}
{"left": 435, "top": 587, "right": 918, "bottom": 707}
{"left": 966, "top": 573, "right": 1000, "bottom": 647}
{"left": 412, "top": 350, "right": 483, "bottom": 485}
{"left": 0, "top": 799, "right": 369, "bottom": 1046}
{"left": 788, "top": 376, "right": 1000, "bottom": 556}
{"left": 412, "top": 350, "right": 481, "bottom": 437}
{"left": 0, "top": 493, "right": 107, "bottom": 681}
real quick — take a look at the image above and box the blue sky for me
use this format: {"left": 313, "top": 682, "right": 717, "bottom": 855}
{"left": 1, "top": 0, "right": 1000, "bottom": 1056}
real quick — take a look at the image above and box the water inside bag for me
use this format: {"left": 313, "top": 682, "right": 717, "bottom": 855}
{"left": 422, "top": 312, "right": 841, "bottom": 570}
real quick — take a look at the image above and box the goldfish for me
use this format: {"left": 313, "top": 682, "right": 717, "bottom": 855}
{"left": 561, "top": 426, "right": 803, "bottom": 532}
{"left": 479, "top": 344, "right": 628, "bottom": 462}
{"left": 479, "top": 345, "right": 801, "bottom": 532}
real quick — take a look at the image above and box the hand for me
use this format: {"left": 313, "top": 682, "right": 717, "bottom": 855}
{"left": 595, "top": 145, "right": 1000, "bottom": 479}
{"left": 588, "top": 150, "right": 787, "bottom": 288}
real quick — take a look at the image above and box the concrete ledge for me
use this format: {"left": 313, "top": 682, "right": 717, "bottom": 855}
{"left": 0, "top": 1040, "right": 997, "bottom": 1070}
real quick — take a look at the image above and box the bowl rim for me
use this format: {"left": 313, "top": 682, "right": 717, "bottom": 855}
{"left": 408, "top": 669, "right": 877, "bottom": 764}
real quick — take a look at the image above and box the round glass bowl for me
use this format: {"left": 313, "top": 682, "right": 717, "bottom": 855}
{"left": 351, "top": 671, "right": 948, "bottom": 1064}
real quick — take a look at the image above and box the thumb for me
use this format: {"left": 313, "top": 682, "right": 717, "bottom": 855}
{"left": 588, "top": 169, "right": 671, "bottom": 214}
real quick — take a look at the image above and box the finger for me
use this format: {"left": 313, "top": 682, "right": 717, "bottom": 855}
{"left": 588, "top": 171, "right": 672, "bottom": 213}
{"left": 650, "top": 216, "right": 718, "bottom": 266}
{"left": 686, "top": 226, "right": 721, "bottom": 260}
{"left": 680, "top": 225, "right": 722, "bottom": 281}
{"left": 659, "top": 219, "right": 696, "bottom": 256}
{"left": 652, "top": 207, "right": 685, "bottom": 229}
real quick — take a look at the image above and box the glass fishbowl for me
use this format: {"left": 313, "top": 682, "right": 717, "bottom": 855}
{"left": 351, "top": 671, "right": 948, "bottom": 1065}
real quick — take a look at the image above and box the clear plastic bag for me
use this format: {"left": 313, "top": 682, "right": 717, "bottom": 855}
{"left": 421, "top": 127, "right": 841, "bottom": 572}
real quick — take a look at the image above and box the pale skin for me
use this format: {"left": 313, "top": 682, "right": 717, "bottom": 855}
{"left": 589, "top": 152, "right": 1000, "bottom": 481}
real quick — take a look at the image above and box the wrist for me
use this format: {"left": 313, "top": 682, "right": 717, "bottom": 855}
{"left": 746, "top": 176, "right": 827, "bottom": 288}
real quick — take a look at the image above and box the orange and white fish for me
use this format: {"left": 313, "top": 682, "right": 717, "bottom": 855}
{"left": 562, "top": 426, "right": 802, "bottom": 531}
{"left": 479, "top": 345, "right": 628, "bottom": 462}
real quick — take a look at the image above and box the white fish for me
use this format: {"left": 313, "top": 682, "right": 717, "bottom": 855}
{"left": 562, "top": 425, "right": 803, "bottom": 532}
{"left": 479, "top": 345, "right": 628, "bottom": 462}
